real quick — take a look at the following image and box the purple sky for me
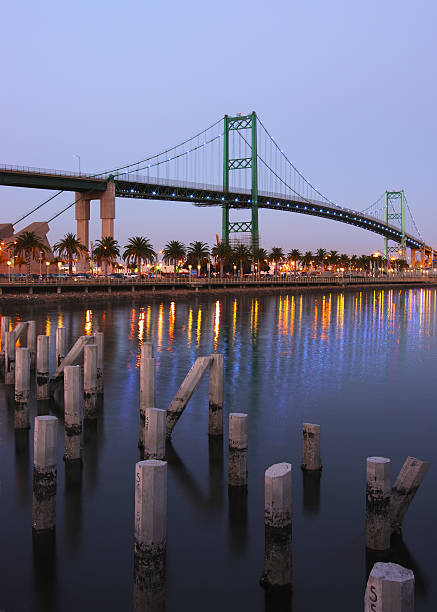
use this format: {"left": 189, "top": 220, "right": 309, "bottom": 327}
{"left": 2, "top": 0, "right": 437, "bottom": 255}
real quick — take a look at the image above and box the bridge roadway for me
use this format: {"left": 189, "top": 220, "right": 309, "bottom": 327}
{"left": 0, "top": 165, "right": 430, "bottom": 253}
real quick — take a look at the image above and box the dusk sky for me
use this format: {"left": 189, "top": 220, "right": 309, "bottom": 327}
{"left": 2, "top": 0, "right": 437, "bottom": 255}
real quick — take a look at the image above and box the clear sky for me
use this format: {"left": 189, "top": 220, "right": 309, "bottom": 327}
{"left": 2, "top": 0, "right": 436, "bottom": 256}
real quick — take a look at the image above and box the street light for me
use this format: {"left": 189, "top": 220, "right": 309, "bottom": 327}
{"left": 46, "top": 260, "right": 50, "bottom": 280}
{"left": 73, "top": 154, "right": 81, "bottom": 175}
{"left": 197, "top": 264, "right": 201, "bottom": 277}
{"left": 58, "top": 261, "right": 62, "bottom": 280}
{"left": 233, "top": 264, "right": 237, "bottom": 276}
{"left": 7, "top": 260, "right": 11, "bottom": 282}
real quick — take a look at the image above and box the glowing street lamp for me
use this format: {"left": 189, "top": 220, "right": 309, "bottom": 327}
{"left": 233, "top": 264, "right": 237, "bottom": 276}
{"left": 46, "top": 260, "right": 50, "bottom": 280}
{"left": 197, "top": 264, "right": 201, "bottom": 277}
{"left": 7, "top": 260, "right": 11, "bottom": 282}
{"left": 58, "top": 261, "right": 62, "bottom": 280}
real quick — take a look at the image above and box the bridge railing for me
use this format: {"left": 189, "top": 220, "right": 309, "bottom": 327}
{"left": 0, "top": 272, "right": 436, "bottom": 287}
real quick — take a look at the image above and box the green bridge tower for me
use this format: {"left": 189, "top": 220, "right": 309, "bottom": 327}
{"left": 384, "top": 190, "right": 406, "bottom": 261}
{"left": 222, "top": 112, "right": 259, "bottom": 250}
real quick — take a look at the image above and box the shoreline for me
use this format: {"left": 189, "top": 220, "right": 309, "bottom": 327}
{"left": 0, "top": 280, "right": 436, "bottom": 306}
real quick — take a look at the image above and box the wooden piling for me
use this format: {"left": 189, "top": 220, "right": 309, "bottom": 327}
{"left": 4, "top": 330, "right": 16, "bottom": 385}
{"left": 140, "top": 355, "right": 156, "bottom": 448}
{"left": 302, "top": 423, "right": 322, "bottom": 471}
{"left": 134, "top": 460, "right": 167, "bottom": 609}
{"left": 55, "top": 326, "right": 67, "bottom": 367}
{"left": 144, "top": 408, "right": 166, "bottom": 460}
{"left": 1, "top": 315, "right": 10, "bottom": 352}
{"left": 166, "top": 355, "right": 212, "bottom": 439}
{"left": 32, "top": 416, "right": 58, "bottom": 532}
{"left": 36, "top": 335, "right": 50, "bottom": 400}
{"left": 27, "top": 320, "right": 37, "bottom": 370}
{"left": 84, "top": 344, "right": 98, "bottom": 419}
{"left": 391, "top": 456, "right": 429, "bottom": 535}
{"left": 228, "top": 413, "right": 248, "bottom": 487}
{"left": 366, "top": 457, "right": 391, "bottom": 551}
{"left": 15, "top": 347, "right": 30, "bottom": 429}
{"left": 95, "top": 332, "right": 104, "bottom": 394}
{"left": 260, "top": 463, "right": 292, "bottom": 590}
{"left": 64, "top": 365, "right": 83, "bottom": 462}
{"left": 365, "top": 562, "right": 414, "bottom": 611}
{"left": 209, "top": 353, "right": 224, "bottom": 436}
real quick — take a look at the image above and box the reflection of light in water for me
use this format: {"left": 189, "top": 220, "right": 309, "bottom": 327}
{"left": 289, "top": 295, "right": 295, "bottom": 338}
{"left": 336, "top": 294, "right": 344, "bottom": 334}
{"left": 138, "top": 308, "right": 145, "bottom": 343}
{"left": 283, "top": 296, "right": 289, "bottom": 335}
{"left": 85, "top": 309, "right": 93, "bottom": 335}
{"left": 57, "top": 313, "right": 63, "bottom": 329}
{"left": 146, "top": 306, "right": 151, "bottom": 339}
{"left": 298, "top": 296, "right": 303, "bottom": 333}
{"left": 213, "top": 300, "right": 220, "bottom": 348}
{"left": 157, "top": 303, "right": 164, "bottom": 351}
{"left": 129, "top": 308, "right": 136, "bottom": 340}
{"left": 232, "top": 299, "right": 237, "bottom": 342}
{"left": 187, "top": 307, "right": 193, "bottom": 346}
{"left": 45, "top": 316, "right": 51, "bottom": 337}
{"left": 169, "top": 302, "right": 175, "bottom": 343}
{"left": 136, "top": 308, "right": 145, "bottom": 367}
{"left": 253, "top": 298, "right": 259, "bottom": 342}
{"left": 313, "top": 299, "right": 318, "bottom": 338}
{"left": 321, "top": 294, "right": 331, "bottom": 340}
{"left": 196, "top": 308, "right": 202, "bottom": 347}
{"left": 278, "top": 297, "right": 283, "bottom": 333}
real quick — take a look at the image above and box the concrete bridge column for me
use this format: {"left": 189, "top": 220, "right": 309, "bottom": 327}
{"left": 100, "top": 180, "right": 115, "bottom": 239}
{"left": 410, "top": 248, "right": 416, "bottom": 269}
{"left": 75, "top": 195, "right": 90, "bottom": 273}
{"left": 420, "top": 250, "right": 425, "bottom": 268}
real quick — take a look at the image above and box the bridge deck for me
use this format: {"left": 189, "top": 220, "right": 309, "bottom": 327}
{"left": 0, "top": 166, "right": 431, "bottom": 252}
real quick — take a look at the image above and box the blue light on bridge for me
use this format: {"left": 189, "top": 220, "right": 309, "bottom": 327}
{"left": 172, "top": 193, "right": 176, "bottom": 197}
{"left": 152, "top": 191, "right": 156, "bottom": 195}
{"left": 190, "top": 194, "right": 194, "bottom": 198}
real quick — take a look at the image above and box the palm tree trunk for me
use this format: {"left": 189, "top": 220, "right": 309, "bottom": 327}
{"left": 220, "top": 261, "right": 223, "bottom": 278}
{"left": 26, "top": 252, "right": 31, "bottom": 279}
{"left": 240, "top": 260, "right": 243, "bottom": 277}
{"left": 173, "top": 260, "right": 176, "bottom": 280}
{"left": 137, "top": 256, "right": 141, "bottom": 280}
{"left": 69, "top": 256, "right": 73, "bottom": 277}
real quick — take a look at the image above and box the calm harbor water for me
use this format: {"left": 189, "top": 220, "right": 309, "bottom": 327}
{"left": 0, "top": 288, "right": 436, "bottom": 611}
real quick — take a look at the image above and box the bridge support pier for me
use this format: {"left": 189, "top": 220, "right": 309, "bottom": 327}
{"left": 75, "top": 180, "right": 115, "bottom": 273}
{"left": 410, "top": 248, "right": 416, "bottom": 269}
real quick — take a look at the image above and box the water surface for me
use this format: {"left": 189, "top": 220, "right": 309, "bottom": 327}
{"left": 0, "top": 288, "right": 436, "bottom": 611}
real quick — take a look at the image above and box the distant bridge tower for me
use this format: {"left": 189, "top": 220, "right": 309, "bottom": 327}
{"left": 222, "top": 112, "right": 259, "bottom": 250}
{"left": 384, "top": 190, "right": 406, "bottom": 262}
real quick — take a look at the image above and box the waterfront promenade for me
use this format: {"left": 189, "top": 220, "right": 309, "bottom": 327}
{"left": 0, "top": 272, "right": 436, "bottom": 298}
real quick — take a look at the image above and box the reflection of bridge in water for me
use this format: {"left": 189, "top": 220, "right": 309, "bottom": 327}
{"left": 0, "top": 112, "right": 433, "bottom": 268}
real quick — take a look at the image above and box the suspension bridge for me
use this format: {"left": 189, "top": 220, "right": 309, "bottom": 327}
{"left": 0, "top": 112, "right": 433, "bottom": 269}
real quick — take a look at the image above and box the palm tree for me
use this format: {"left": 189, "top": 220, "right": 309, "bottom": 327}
{"left": 338, "top": 253, "right": 350, "bottom": 270}
{"left": 233, "top": 244, "right": 251, "bottom": 277}
{"left": 53, "top": 232, "right": 88, "bottom": 277}
{"left": 301, "top": 251, "right": 313, "bottom": 271}
{"left": 187, "top": 241, "right": 209, "bottom": 275}
{"left": 350, "top": 255, "right": 358, "bottom": 271}
{"left": 93, "top": 237, "right": 120, "bottom": 276}
{"left": 163, "top": 240, "right": 186, "bottom": 278}
{"left": 251, "top": 246, "right": 268, "bottom": 275}
{"left": 327, "top": 250, "right": 339, "bottom": 271}
{"left": 269, "top": 247, "right": 285, "bottom": 275}
{"left": 122, "top": 236, "right": 156, "bottom": 279}
{"left": 315, "top": 248, "right": 327, "bottom": 272}
{"left": 287, "top": 249, "right": 301, "bottom": 273}
{"left": 211, "top": 241, "right": 233, "bottom": 277}
{"left": 8, "top": 231, "right": 49, "bottom": 279}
